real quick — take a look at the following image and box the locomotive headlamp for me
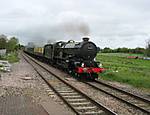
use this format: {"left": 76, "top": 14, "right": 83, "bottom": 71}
{"left": 99, "top": 63, "right": 103, "bottom": 67}
{"left": 66, "top": 60, "right": 69, "bottom": 62}
{"left": 83, "top": 68, "right": 87, "bottom": 72}
{"left": 81, "top": 63, "right": 85, "bottom": 67}
{"left": 96, "top": 62, "right": 102, "bottom": 67}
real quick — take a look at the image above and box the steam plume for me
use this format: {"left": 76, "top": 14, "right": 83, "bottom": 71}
{"left": 18, "top": 14, "right": 90, "bottom": 46}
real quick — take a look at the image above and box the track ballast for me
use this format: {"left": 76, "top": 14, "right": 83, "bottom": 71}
{"left": 23, "top": 53, "right": 117, "bottom": 115}
{"left": 84, "top": 80, "right": 150, "bottom": 114}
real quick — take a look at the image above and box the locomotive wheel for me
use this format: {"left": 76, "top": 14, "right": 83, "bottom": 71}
{"left": 71, "top": 71, "right": 76, "bottom": 78}
{"left": 71, "top": 72, "right": 98, "bottom": 80}
{"left": 77, "top": 73, "right": 88, "bottom": 80}
{"left": 75, "top": 73, "right": 82, "bottom": 80}
{"left": 91, "top": 73, "right": 98, "bottom": 80}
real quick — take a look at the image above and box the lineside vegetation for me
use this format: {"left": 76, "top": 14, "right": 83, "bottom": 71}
{"left": 0, "top": 34, "right": 20, "bottom": 63}
{"left": 0, "top": 52, "right": 19, "bottom": 63}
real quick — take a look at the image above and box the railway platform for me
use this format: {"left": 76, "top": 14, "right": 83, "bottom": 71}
{"left": 0, "top": 95, "right": 49, "bottom": 115}
{"left": 0, "top": 95, "right": 74, "bottom": 115}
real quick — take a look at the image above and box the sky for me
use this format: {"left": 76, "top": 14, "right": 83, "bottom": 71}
{"left": 0, "top": 0, "right": 150, "bottom": 48}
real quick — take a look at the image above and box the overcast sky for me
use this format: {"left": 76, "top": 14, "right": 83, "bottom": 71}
{"left": 0, "top": 0, "right": 150, "bottom": 48}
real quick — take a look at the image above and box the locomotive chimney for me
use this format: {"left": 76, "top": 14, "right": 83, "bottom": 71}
{"left": 82, "top": 37, "right": 89, "bottom": 42}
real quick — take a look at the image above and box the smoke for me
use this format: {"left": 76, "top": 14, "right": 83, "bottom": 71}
{"left": 79, "top": 22, "right": 90, "bottom": 35}
{"left": 58, "top": 12, "right": 90, "bottom": 39}
{"left": 17, "top": 12, "right": 90, "bottom": 46}
{"left": 60, "top": 20, "right": 90, "bottom": 38}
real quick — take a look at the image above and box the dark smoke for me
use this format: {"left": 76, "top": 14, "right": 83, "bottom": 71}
{"left": 61, "top": 20, "right": 90, "bottom": 38}
{"left": 17, "top": 17, "right": 90, "bottom": 46}
{"left": 79, "top": 22, "right": 90, "bottom": 35}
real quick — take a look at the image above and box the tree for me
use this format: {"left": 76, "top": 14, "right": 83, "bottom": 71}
{"left": 134, "top": 47, "right": 145, "bottom": 54}
{"left": 102, "top": 47, "right": 112, "bottom": 53}
{"left": 6, "top": 37, "right": 19, "bottom": 52}
{"left": 145, "top": 40, "right": 150, "bottom": 57}
{"left": 117, "top": 47, "right": 129, "bottom": 53}
{"left": 0, "top": 34, "right": 7, "bottom": 49}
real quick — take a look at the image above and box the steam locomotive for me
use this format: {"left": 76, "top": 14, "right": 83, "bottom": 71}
{"left": 25, "top": 37, "right": 104, "bottom": 80}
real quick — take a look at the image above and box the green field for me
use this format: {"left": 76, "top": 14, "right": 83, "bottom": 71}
{"left": 97, "top": 53, "right": 150, "bottom": 89}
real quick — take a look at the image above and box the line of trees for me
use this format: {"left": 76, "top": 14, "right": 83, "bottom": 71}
{"left": 0, "top": 34, "right": 20, "bottom": 52}
{"left": 101, "top": 47, "right": 145, "bottom": 54}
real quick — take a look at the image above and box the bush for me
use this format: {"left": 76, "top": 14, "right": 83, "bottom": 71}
{"left": 1, "top": 52, "right": 19, "bottom": 63}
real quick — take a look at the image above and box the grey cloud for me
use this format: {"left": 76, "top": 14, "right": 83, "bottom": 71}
{"left": 0, "top": 0, "right": 150, "bottom": 48}
{"left": 16, "top": 15, "right": 91, "bottom": 46}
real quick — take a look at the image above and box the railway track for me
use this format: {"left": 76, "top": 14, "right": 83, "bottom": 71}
{"left": 84, "top": 80, "right": 150, "bottom": 114}
{"left": 22, "top": 53, "right": 117, "bottom": 115}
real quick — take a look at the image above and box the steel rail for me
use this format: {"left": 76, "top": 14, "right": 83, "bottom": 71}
{"left": 95, "top": 80, "right": 150, "bottom": 103}
{"left": 84, "top": 80, "right": 150, "bottom": 114}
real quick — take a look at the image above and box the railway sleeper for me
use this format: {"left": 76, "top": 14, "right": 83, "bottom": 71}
{"left": 58, "top": 90, "right": 74, "bottom": 93}
{"left": 135, "top": 103, "right": 149, "bottom": 107}
{"left": 137, "top": 106, "right": 150, "bottom": 112}
{"left": 60, "top": 92, "right": 78, "bottom": 95}
{"left": 119, "top": 94, "right": 129, "bottom": 98}
{"left": 76, "top": 106, "right": 100, "bottom": 114}
{"left": 54, "top": 88, "right": 72, "bottom": 91}
{"left": 47, "top": 92, "right": 55, "bottom": 95}
{"left": 128, "top": 99, "right": 142, "bottom": 104}
{"left": 63, "top": 95, "right": 82, "bottom": 99}
{"left": 75, "top": 106, "right": 97, "bottom": 110}
{"left": 80, "top": 110, "right": 104, "bottom": 115}
{"left": 67, "top": 98, "right": 87, "bottom": 102}
{"left": 70, "top": 102, "right": 91, "bottom": 106}
{"left": 138, "top": 105, "right": 150, "bottom": 110}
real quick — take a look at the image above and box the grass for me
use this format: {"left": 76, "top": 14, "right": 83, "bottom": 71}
{"left": 0, "top": 52, "right": 20, "bottom": 63}
{"left": 97, "top": 53, "right": 150, "bottom": 89}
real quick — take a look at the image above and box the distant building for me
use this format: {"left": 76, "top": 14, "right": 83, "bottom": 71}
{"left": 0, "top": 49, "right": 6, "bottom": 56}
{"left": 0, "top": 34, "right": 7, "bottom": 39}
{"left": 27, "top": 42, "right": 35, "bottom": 48}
